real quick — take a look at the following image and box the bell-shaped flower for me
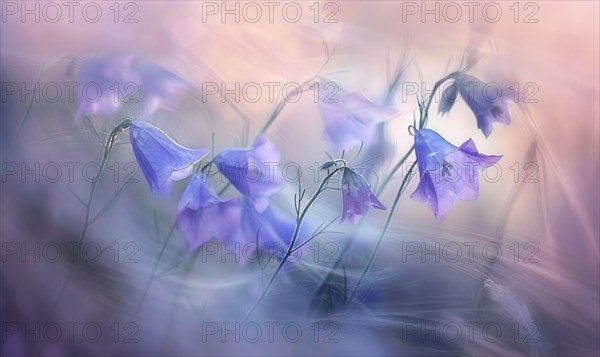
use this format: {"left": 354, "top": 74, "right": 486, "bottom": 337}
{"left": 410, "top": 129, "right": 502, "bottom": 219}
{"left": 318, "top": 82, "right": 398, "bottom": 154}
{"left": 129, "top": 122, "right": 209, "bottom": 197}
{"left": 77, "top": 55, "right": 138, "bottom": 118}
{"left": 239, "top": 198, "right": 314, "bottom": 248}
{"left": 176, "top": 174, "right": 242, "bottom": 252}
{"left": 131, "top": 57, "right": 192, "bottom": 116}
{"left": 76, "top": 55, "right": 190, "bottom": 118}
{"left": 241, "top": 201, "right": 293, "bottom": 247}
{"left": 340, "top": 168, "right": 386, "bottom": 224}
{"left": 439, "top": 73, "right": 512, "bottom": 137}
{"left": 214, "top": 135, "right": 283, "bottom": 213}
{"left": 438, "top": 81, "right": 459, "bottom": 114}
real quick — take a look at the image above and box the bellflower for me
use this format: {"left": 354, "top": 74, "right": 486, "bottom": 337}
{"left": 77, "top": 55, "right": 138, "bottom": 118}
{"left": 410, "top": 129, "right": 502, "bottom": 219}
{"left": 77, "top": 55, "right": 190, "bottom": 118}
{"left": 242, "top": 202, "right": 291, "bottom": 245}
{"left": 439, "top": 73, "right": 512, "bottom": 137}
{"left": 318, "top": 82, "right": 398, "bottom": 154}
{"left": 131, "top": 58, "right": 191, "bottom": 116}
{"left": 129, "top": 122, "right": 209, "bottom": 197}
{"left": 240, "top": 198, "right": 314, "bottom": 248}
{"left": 340, "top": 168, "right": 386, "bottom": 224}
{"left": 176, "top": 174, "right": 242, "bottom": 252}
{"left": 438, "top": 81, "right": 459, "bottom": 114}
{"left": 214, "top": 135, "right": 283, "bottom": 213}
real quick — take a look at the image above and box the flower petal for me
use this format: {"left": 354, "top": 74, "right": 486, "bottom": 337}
{"left": 340, "top": 168, "right": 386, "bottom": 224}
{"left": 176, "top": 174, "right": 242, "bottom": 251}
{"left": 214, "top": 135, "right": 283, "bottom": 212}
{"left": 439, "top": 82, "right": 459, "bottom": 115}
{"left": 319, "top": 83, "right": 397, "bottom": 154}
{"left": 130, "top": 123, "right": 209, "bottom": 196}
{"left": 454, "top": 74, "right": 513, "bottom": 137}
{"left": 411, "top": 129, "right": 501, "bottom": 219}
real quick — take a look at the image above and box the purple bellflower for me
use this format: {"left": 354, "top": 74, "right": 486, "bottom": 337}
{"left": 214, "top": 135, "right": 283, "bottom": 213}
{"left": 77, "top": 55, "right": 138, "bottom": 118}
{"left": 318, "top": 83, "right": 398, "bottom": 154}
{"left": 439, "top": 73, "right": 512, "bottom": 137}
{"left": 77, "top": 55, "right": 190, "bottom": 118}
{"left": 176, "top": 174, "right": 242, "bottom": 252}
{"left": 240, "top": 198, "right": 313, "bottom": 248}
{"left": 410, "top": 129, "right": 502, "bottom": 219}
{"left": 129, "top": 122, "right": 209, "bottom": 197}
{"left": 131, "top": 57, "right": 192, "bottom": 116}
{"left": 340, "top": 168, "right": 386, "bottom": 224}
{"left": 241, "top": 201, "right": 293, "bottom": 246}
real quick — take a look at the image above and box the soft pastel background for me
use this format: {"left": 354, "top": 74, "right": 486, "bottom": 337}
{"left": 1, "top": 1, "right": 598, "bottom": 356}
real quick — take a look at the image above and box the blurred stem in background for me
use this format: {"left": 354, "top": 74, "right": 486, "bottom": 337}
{"left": 242, "top": 163, "right": 347, "bottom": 322}
{"left": 15, "top": 55, "right": 47, "bottom": 138}
{"left": 132, "top": 47, "right": 335, "bottom": 324}
{"left": 312, "top": 66, "right": 464, "bottom": 306}
{"left": 49, "top": 119, "right": 132, "bottom": 319}
{"left": 348, "top": 161, "right": 417, "bottom": 303}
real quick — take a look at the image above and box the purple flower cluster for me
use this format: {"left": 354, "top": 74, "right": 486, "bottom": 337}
{"left": 318, "top": 83, "right": 398, "bottom": 155}
{"left": 410, "top": 129, "right": 502, "bottom": 219}
{"left": 85, "top": 54, "right": 511, "bottom": 254}
{"left": 315, "top": 73, "right": 510, "bottom": 219}
{"left": 77, "top": 55, "right": 191, "bottom": 118}
{"left": 439, "top": 73, "right": 512, "bottom": 137}
{"left": 129, "top": 122, "right": 385, "bottom": 250}
{"left": 176, "top": 174, "right": 241, "bottom": 251}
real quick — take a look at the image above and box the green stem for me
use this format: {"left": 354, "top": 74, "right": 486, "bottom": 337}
{"left": 133, "top": 222, "right": 177, "bottom": 318}
{"left": 420, "top": 71, "right": 460, "bottom": 128}
{"left": 348, "top": 162, "right": 417, "bottom": 302}
{"left": 242, "top": 167, "right": 344, "bottom": 322}
{"left": 313, "top": 72, "right": 458, "bottom": 300}
{"left": 214, "top": 77, "right": 326, "bottom": 197}
{"left": 49, "top": 120, "right": 131, "bottom": 318}
{"left": 377, "top": 147, "right": 415, "bottom": 195}
{"left": 377, "top": 71, "right": 458, "bottom": 192}
{"left": 257, "top": 76, "right": 319, "bottom": 135}
{"left": 15, "top": 55, "right": 47, "bottom": 138}
{"left": 313, "top": 70, "right": 461, "bottom": 305}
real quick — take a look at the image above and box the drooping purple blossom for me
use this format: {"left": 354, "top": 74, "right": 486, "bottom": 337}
{"left": 438, "top": 81, "right": 459, "bottom": 114}
{"left": 76, "top": 55, "right": 190, "bottom": 118}
{"left": 439, "top": 73, "right": 512, "bottom": 137}
{"left": 131, "top": 57, "right": 192, "bottom": 116}
{"left": 340, "top": 168, "right": 386, "bottom": 224}
{"left": 318, "top": 82, "right": 398, "bottom": 154}
{"left": 129, "top": 122, "right": 209, "bottom": 197}
{"left": 410, "top": 129, "right": 502, "bottom": 219}
{"left": 214, "top": 135, "right": 283, "bottom": 213}
{"left": 239, "top": 198, "right": 315, "bottom": 249}
{"left": 77, "top": 55, "right": 138, "bottom": 118}
{"left": 176, "top": 174, "right": 242, "bottom": 252}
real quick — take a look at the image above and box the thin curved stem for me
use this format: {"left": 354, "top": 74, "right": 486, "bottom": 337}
{"left": 242, "top": 167, "right": 344, "bottom": 322}
{"left": 48, "top": 120, "right": 131, "bottom": 319}
{"left": 210, "top": 45, "right": 334, "bottom": 196}
{"left": 347, "top": 162, "right": 417, "bottom": 303}
{"left": 377, "top": 147, "right": 415, "bottom": 195}
{"left": 133, "top": 222, "right": 177, "bottom": 318}
{"left": 346, "top": 70, "right": 462, "bottom": 303}
{"left": 216, "top": 75, "right": 331, "bottom": 197}
{"left": 377, "top": 71, "right": 459, "bottom": 193}
{"left": 15, "top": 54, "right": 47, "bottom": 138}
{"left": 312, "top": 71, "right": 459, "bottom": 301}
